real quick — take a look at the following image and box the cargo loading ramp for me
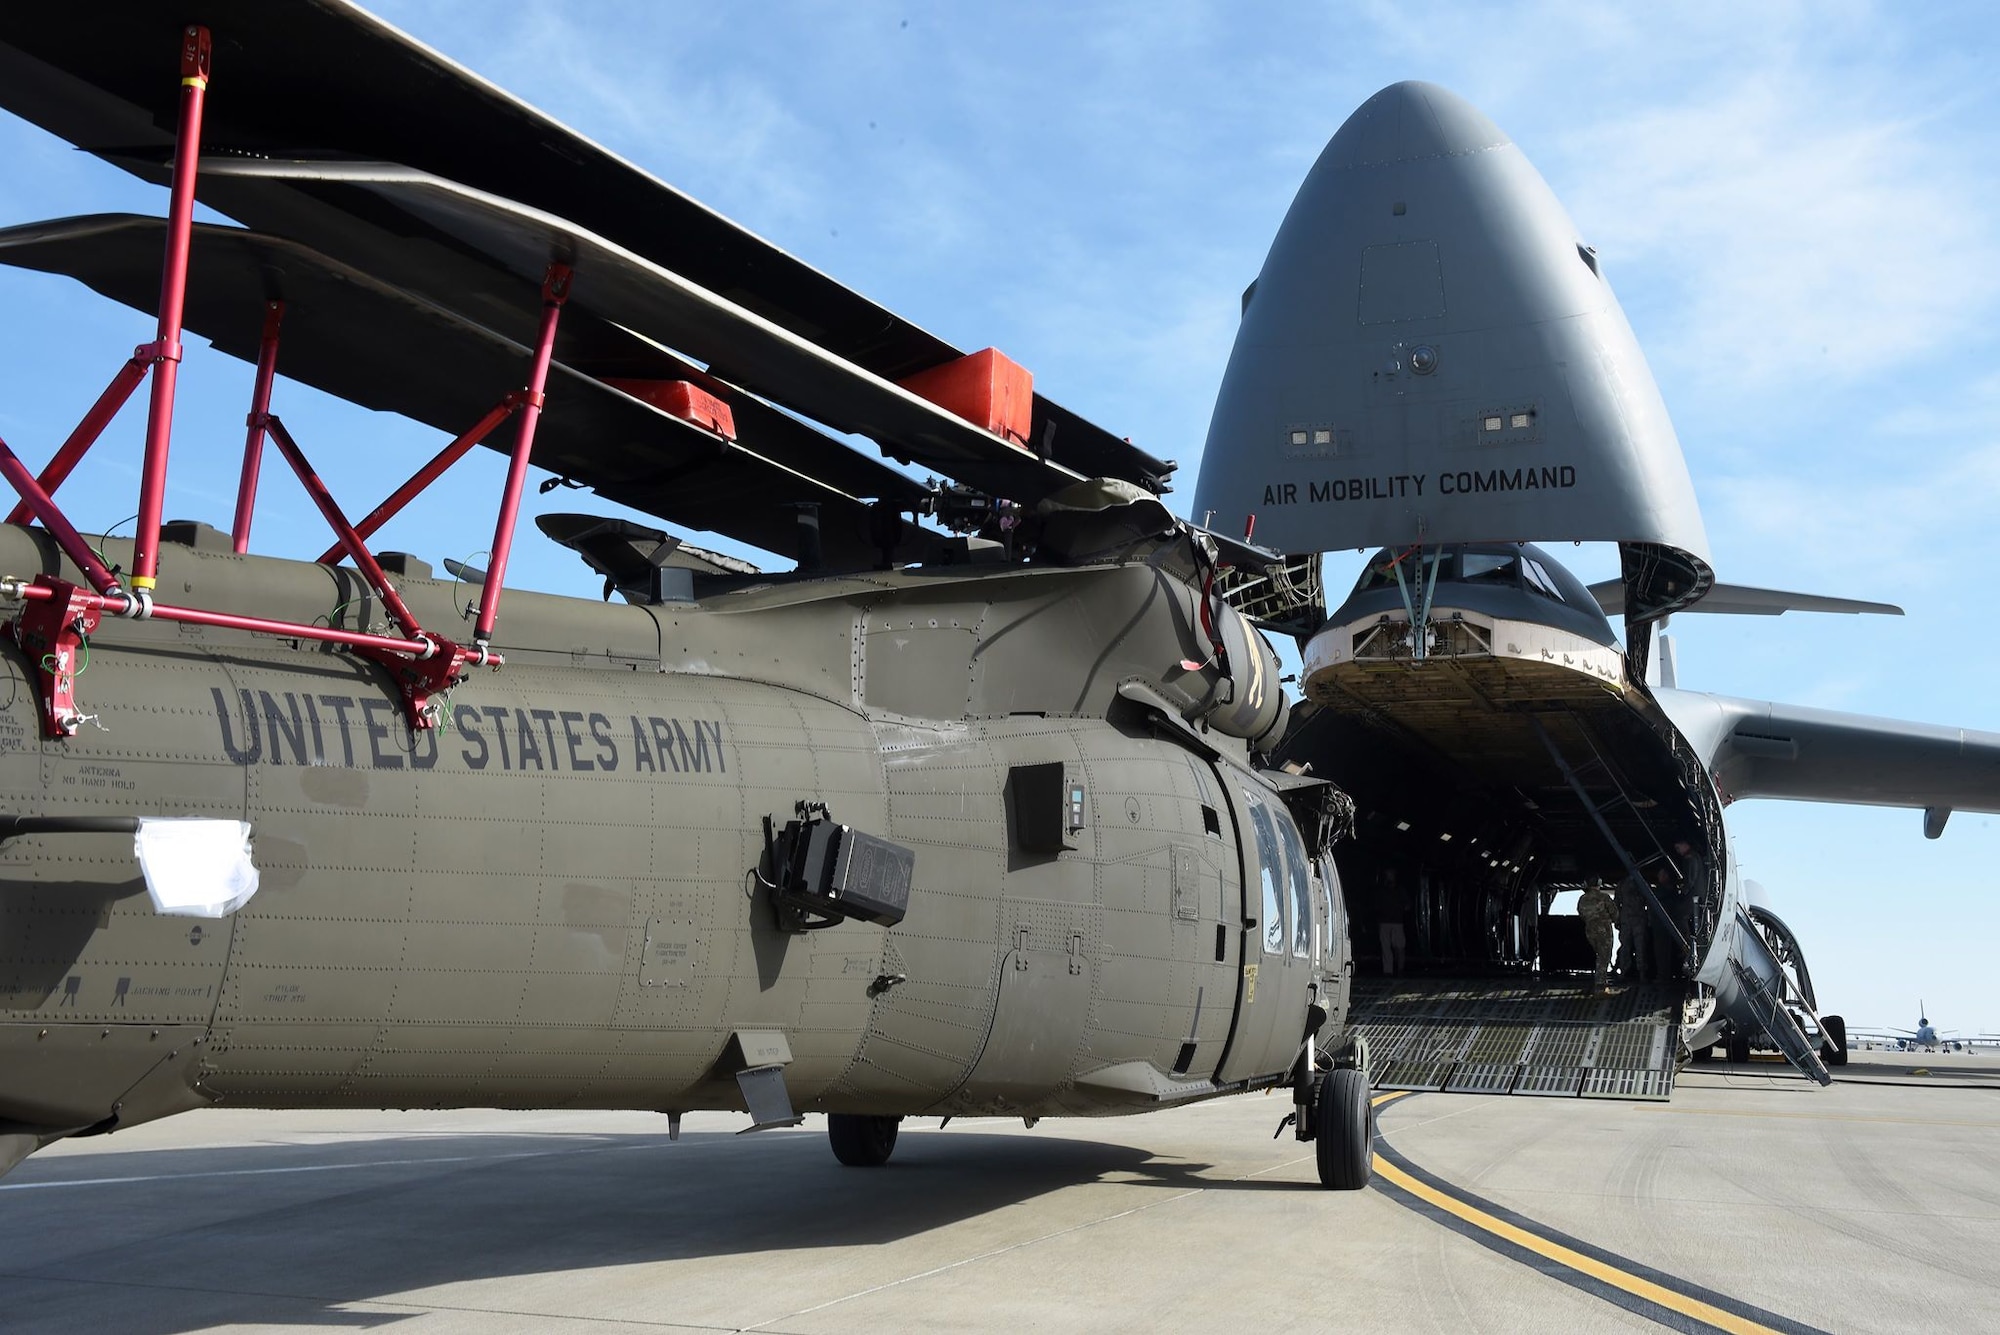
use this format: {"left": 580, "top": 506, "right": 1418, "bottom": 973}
{"left": 1354, "top": 977, "right": 1681, "bottom": 1101}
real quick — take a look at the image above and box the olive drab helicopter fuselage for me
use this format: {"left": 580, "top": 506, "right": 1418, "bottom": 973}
{"left": 0, "top": 514, "right": 1366, "bottom": 1182}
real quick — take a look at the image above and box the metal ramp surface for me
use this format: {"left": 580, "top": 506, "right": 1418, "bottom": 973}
{"left": 1352, "top": 978, "right": 1681, "bottom": 1101}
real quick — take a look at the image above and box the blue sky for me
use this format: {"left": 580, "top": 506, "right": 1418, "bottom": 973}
{"left": 0, "top": 1, "right": 1994, "bottom": 1034}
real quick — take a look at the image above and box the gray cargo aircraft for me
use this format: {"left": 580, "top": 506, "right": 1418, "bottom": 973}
{"left": 1193, "top": 80, "right": 2000, "bottom": 1094}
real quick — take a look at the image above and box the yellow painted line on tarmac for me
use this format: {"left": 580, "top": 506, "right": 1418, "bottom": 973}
{"left": 1368, "top": 1088, "right": 1809, "bottom": 1335}
{"left": 1368, "top": 1151, "right": 1787, "bottom": 1335}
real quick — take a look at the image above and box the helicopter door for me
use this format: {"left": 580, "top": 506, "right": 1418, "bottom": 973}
{"left": 1164, "top": 757, "right": 1249, "bottom": 1082}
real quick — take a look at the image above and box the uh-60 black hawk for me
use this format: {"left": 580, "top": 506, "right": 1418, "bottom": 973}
{"left": 3, "top": 4, "right": 1998, "bottom": 1194}
{"left": 0, "top": 1, "right": 1369, "bottom": 1189}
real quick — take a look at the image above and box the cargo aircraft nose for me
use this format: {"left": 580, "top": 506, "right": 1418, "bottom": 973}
{"left": 1321, "top": 80, "right": 1510, "bottom": 167}
{"left": 1194, "top": 81, "right": 1710, "bottom": 620}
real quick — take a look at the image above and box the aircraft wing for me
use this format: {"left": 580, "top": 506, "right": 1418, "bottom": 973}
{"left": 0, "top": 2, "right": 1174, "bottom": 495}
{"left": 0, "top": 214, "right": 948, "bottom": 567}
{"left": 1655, "top": 688, "right": 2000, "bottom": 825}
{"left": 1591, "top": 580, "right": 1903, "bottom": 617}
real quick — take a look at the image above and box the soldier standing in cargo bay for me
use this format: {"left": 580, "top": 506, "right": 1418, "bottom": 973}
{"left": 1373, "top": 867, "right": 1408, "bottom": 976}
{"left": 1616, "top": 876, "right": 1650, "bottom": 982}
{"left": 1578, "top": 880, "right": 1617, "bottom": 993}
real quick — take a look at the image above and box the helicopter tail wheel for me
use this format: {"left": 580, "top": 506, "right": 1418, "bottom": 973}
{"left": 1314, "top": 1067, "right": 1373, "bottom": 1190}
{"left": 827, "top": 1113, "right": 901, "bottom": 1167}
{"left": 1820, "top": 1015, "right": 1848, "bottom": 1067}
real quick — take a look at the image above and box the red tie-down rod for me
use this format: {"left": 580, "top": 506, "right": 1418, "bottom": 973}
{"left": 0, "top": 24, "right": 575, "bottom": 737}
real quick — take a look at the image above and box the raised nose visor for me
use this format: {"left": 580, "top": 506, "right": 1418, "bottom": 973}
{"left": 1193, "top": 81, "right": 1710, "bottom": 622}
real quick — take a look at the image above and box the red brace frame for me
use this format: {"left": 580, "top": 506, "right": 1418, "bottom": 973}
{"left": 0, "top": 26, "right": 571, "bottom": 739}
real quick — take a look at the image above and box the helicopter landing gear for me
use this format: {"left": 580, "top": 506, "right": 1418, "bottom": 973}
{"left": 828, "top": 1113, "right": 901, "bottom": 1167}
{"left": 1314, "top": 1067, "right": 1373, "bottom": 1190}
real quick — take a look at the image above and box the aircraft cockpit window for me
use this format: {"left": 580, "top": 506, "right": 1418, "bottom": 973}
{"left": 1280, "top": 816, "right": 1312, "bottom": 959}
{"left": 1354, "top": 550, "right": 1451, "bottom": 596}
{"left": 1246, "top": 798, "right": 1287, "bottom": 957}
{"left": 1522, "top": 559, "right": 1565, "bottom": 603}
{"left": 1354, "top": 557, "right": 1402, "bottom": 593}
{"left": 1459, "top": 551, "right": 1519, "bottom": 585}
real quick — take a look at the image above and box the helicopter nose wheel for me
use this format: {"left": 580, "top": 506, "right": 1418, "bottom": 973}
{"left": 828, "top": 1113, "right": 902, "bottom": 1166}
{"left": 1314, "top": 1068, "right": 1373, "bottom": 1190}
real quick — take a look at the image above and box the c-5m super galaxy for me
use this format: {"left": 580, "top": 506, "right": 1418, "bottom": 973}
{"left": 1194, "top": 80, "right": 2000, "bottom": 1094}
{"left": 0, "top": 6, "right": 1993, "bottom": 1196}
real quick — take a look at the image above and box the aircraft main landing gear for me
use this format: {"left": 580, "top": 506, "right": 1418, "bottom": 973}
{"left": 1726, "top": 1032, "right": 1751, "bottom": 1064}
{"left": 827, "top": 1113, "right": 901, "bottom": 1167}
{"left": 1820, "top": 1014, "right": 1848, "bottom": 1067}
{"left": 1314, "top": 1067, "right": 1373, "bottom": 1191}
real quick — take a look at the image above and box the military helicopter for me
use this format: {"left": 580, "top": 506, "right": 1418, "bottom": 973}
{"left": 0, "top": 4, "right": 1374, "bottom": 1189}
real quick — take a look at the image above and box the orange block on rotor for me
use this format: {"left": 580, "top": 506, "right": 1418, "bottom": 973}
{"left": 605, "top": 378, "right": 738, "bottom": 440}
{"left": 896, "top": 348, "right": 1034, "bottom": 450}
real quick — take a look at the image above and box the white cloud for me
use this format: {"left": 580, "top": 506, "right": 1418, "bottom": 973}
{"left": 1557, "top": 76, "right": 2000, "bottom": 393}
{"left": 1705, "top": 424, "right": 2000, "bottom": 590}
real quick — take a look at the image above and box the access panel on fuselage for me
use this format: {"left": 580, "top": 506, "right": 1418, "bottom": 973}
{"left": 1062, "top": 735, "right": 1241, "bottom": 1089}
{"left": 935, "top": 719, "right": 1249, "bottom": 1114}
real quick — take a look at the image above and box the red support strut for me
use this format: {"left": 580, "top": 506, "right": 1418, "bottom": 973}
{"left": 473, "top": 263, "right": 571, "bottom": 647}
{"left": 231, "top": 300, "right": 285, "bottom": 553}
{"left": 0, "top": 436, "right": 126, "bottom": 595}
{"left": 0, "top": 575, "right": 501, "bottom": 738}
{"left": 4, "top": 354, "right": 150, "bottom": 526}
{"left": 318, "top": 393, "right": 520, "bottom": 565}
{"left": 264, "top": 416, "right": 430, "bottom": 643}
{"left": 130, "top": 25, "right": 212, "bottom": 597}
{"left": 0, "top": 25, "right": 505, "bottom": 739}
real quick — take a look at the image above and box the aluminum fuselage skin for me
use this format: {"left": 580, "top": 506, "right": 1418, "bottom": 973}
{"left": 0, "top": 525, "right": 1340, "bottom": 1155}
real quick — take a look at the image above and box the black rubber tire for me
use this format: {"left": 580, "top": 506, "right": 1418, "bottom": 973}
{"left": 1820, "top": 1015, "right": 1848, "bottom": 1067}
{"left": 827, "top": 1113, "right": 901, "bottom": 1167}
{"left": 1726, "top": 1032, "right": 1751, "bottom": 1065}
{"left": 1693, "top": 1043, "right": 1714, "bottom": 1062}
{"left": 1314, "top": 1068, "right": 1373, "bottom": 1190}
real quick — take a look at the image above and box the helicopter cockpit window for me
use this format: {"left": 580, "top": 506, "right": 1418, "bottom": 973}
{"left": 1246, "top": 798, "right": 1287, "bottom": 957}
{"left": 1280, "top": 814, "right": 1312, "bottom": 959}
{"left": 1316, "top": 854, "right": 1345, "bottom": 967}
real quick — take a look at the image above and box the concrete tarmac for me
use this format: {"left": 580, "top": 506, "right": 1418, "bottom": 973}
{"left": 2, "top": 1052, "right": 1995, "bottom": 1333}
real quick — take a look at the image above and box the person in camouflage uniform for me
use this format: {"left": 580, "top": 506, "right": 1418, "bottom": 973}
{"left": 1577, "top": 880, "right": 1618, "bottom": 994}
{"left": 1615, "top": 876, "right": 1650, "bottom": 982}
